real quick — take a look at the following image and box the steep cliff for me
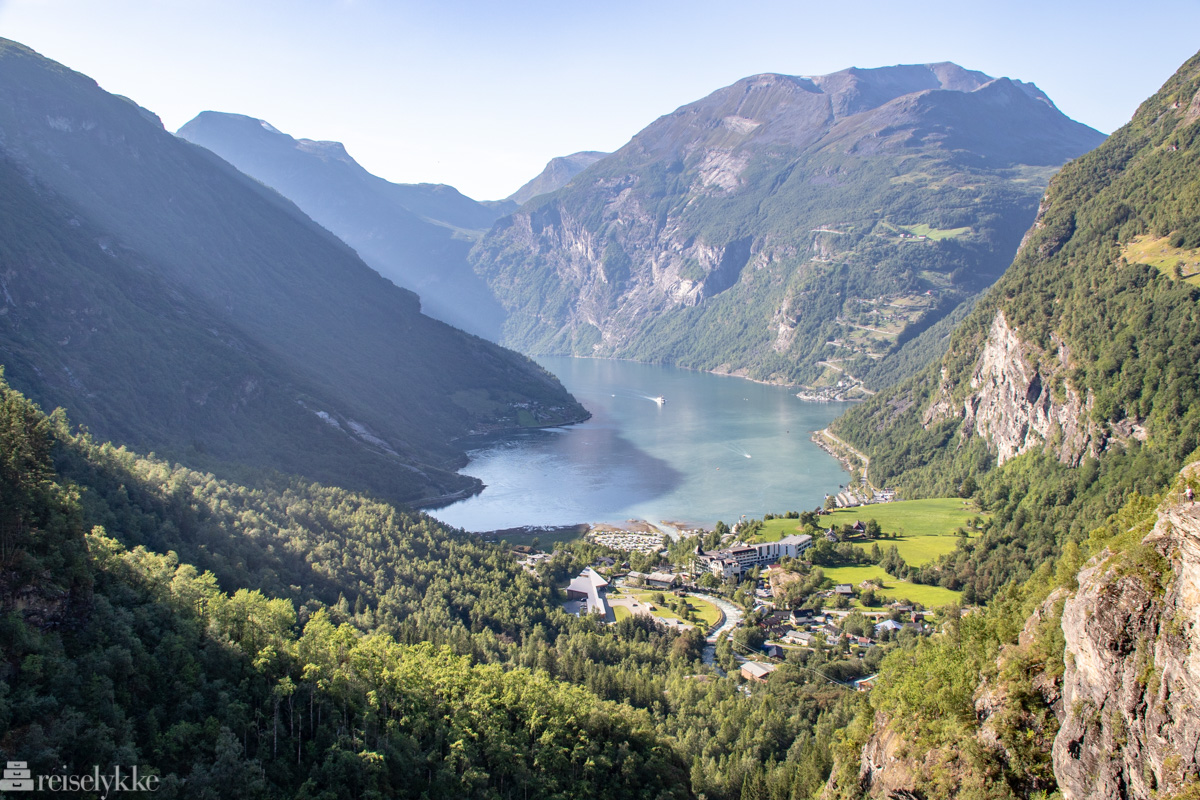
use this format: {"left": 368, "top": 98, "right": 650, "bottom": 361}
{"left": 826, "top": 462, "right": 1200, "bottom": 800}
{"left": 834, "top": 49, "right": 1200, "bottom": 499}
{"left": 1054, "top": 467, "right": 1200, "bottom": 799}
{"left": 474, "top": 63, "right": 1103, "bottom": 388}
{"left": 920, "top": 309, "right": 1105, "bottom": 466}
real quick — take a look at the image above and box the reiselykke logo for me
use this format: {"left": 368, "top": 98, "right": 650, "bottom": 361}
{"left": 0, "top": 762, "right": 159, "bottom": 796}
{"left": 0, "top": 762, "right": 32, "bottom": 791}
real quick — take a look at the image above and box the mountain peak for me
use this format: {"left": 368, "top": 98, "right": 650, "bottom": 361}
{"left": 507, "top": 150, "right": 609, "bottom": 205}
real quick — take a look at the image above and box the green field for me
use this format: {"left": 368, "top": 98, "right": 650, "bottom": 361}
{"left": 902, "top": 223, "right": 972, "bottom": 241}
{"left": 820, "top": 565, "right": 962, "bottom": 608}
{"left": 489, "top": 525, "right": 589, "bottom": 549}
{"left": 752, "top": 518, "right": 812, "bottom": 542}
{"left": 750, "top": 498, "right": 983, "bottom": 565}
{"left": 612, "top": 605, "right": 632, "bottom": 621}
{"left": 1121, "top": 234, "right": 1200, "bottom": 287}
{"left": 818, "top": 498, "right": 984, "bottom": 565}
{"left": 623, "top": 590, "right": 721, "bottom": 627}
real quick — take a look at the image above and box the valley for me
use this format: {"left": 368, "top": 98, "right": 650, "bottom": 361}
{"left": 2, "top": 27, "right": 1200, "bottom": 800}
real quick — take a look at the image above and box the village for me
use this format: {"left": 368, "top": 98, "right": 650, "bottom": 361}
{"left": 515, "top": 501, "right": 971, "bottom": 690}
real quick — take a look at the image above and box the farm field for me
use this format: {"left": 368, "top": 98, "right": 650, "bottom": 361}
{"left": 819, "top": 564, "right": 962, "bottom": 608}
{"left": 751, "top": 498, "right": 983, "bottom": 566}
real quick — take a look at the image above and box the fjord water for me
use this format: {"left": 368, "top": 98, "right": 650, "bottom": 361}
{"left": 431, "top": 357, "right": 853, "bottom": 532}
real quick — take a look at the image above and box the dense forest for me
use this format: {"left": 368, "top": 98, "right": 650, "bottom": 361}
{"left": 1, "top": 375, "right": 877, "bottom": 798}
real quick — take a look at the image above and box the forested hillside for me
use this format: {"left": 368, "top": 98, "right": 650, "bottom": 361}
{"left": 473, "top": 63, "right": 1104, "bottom": 391}
{"left": 832, "top": 50, "right": 1200, "bottom": 601}
{"left": 0, "top": 39, "right": 585, "bottom": 505}
{"left": 1, "top": 375, "right": 881, "bottom": 798}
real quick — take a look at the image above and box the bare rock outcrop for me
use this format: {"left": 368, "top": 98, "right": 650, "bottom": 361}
{"left": 924, "top": 310, "right": 1142, "bottom": 467}
{"left": 1054, "top": 466, "right": 1200, "bottom": 799}
{"left": 853, "top": 712, "right": 922, "bottom": 799}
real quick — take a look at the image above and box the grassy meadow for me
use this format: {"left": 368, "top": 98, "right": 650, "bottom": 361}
{"left": 819, "top": 564, "right": 962, "bottom": 608}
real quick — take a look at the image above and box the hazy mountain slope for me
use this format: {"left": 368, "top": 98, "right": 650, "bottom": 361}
{"left": 473, "top": 63, "right": 1105, "bottom": 390}
{"left": 507, "top": 150, "right": 608, "bottom": 205}
{"left": 177, "top": 111, "right": 507, "bottom": 338}
{"left": 0, "top": 38, "right": 585, "bottom": 504}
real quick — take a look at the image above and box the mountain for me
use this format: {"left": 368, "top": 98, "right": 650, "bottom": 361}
{"left": 177, "top": 111, "right": 510, "bottom": 339}
{"left": 0, "top": 38, "right": 586, "bottom": 504}
{"left": 507, "top": 150, "right": 608, "bottom": 205}
{"left": 472, "top": 63, "right": 1105, "bottom": 391}
{"left": 834, "top": 49, "right": 1200, "bottom": 496}
{"left": 828, "top": 50, "right": 1200, "bottom": 601}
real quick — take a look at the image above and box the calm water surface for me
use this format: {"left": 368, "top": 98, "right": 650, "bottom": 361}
{"left": 430, "top": 357, "right": 853, "bottom": 531}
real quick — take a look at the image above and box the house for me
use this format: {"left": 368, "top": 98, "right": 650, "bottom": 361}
{"left": 783, "top": 630, "right": 814, "bottom": 646}
{"left": 789, "top": 607, "right": 815, "bottom": 624}
{"left": 834, "top": 584, "right": 854, "bottom": 596}
{"left": 565, "top": 568, "right": 610, "bottom": 617}
{"left": 761, "top": 610, "right": 793, "bottom": 638}
{"left": 762, "top": 643, "right": 784, "bottom": 659}
{"left": 874, "top": 619, "right": 902, "bottom": 635}
{"left": 740, "top": 662, "right": 778, "bottom": 683}
{"left": 645, "top": 571, "right": 678, "bottom": 590}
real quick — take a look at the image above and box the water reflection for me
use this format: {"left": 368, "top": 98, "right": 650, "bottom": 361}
{"left": 431, "top": 357, "right": 852, "bottom": 531}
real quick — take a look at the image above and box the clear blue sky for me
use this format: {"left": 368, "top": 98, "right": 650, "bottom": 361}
{"left": 2, "top": 0, "right": 1198, "bottom": 200}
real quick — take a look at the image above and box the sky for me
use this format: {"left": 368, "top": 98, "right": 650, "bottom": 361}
{"left": 2, "top": 0, "right": 1198, "bottom": 200}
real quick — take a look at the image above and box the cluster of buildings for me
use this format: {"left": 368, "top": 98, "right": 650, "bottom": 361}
{"left": 693, "top": 534, "right": 813, "bottom": 579}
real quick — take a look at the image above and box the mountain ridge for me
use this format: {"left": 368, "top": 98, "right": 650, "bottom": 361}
{"left": 0, "top": 37, "right": 586, "bottom": 505}
{"left": 471, "top": 62, "right": 1105, "bottom": 391}
{"left": 177, "top": 110, "right": 510, "bottom": 338}
{"left": 507, "top": 150, "right": 608, "bottom": 205}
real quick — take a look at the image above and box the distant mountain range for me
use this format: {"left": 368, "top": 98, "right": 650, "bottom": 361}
{"left": 177, "top": 111, "right": 512, "bottom": 339}
{"left": 0, "top": 38, "right": 586, "bottom": 504}
{"left": 471, "top": 63, "right": 1106, "bottom": 392}
{"left": 507, "top": 151, "right": 608, "bottom": 205}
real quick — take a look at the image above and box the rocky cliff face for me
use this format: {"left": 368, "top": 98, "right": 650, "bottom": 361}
{"left": 1054, "top": 467, "right": 1200, "bottom": 800}
{"left": 922, "top": 310, "right": 1108, "bottom": 466}
{"left": 474, "top": 63, "right": 1104, "bottom": 387}
{"left": 835, "top": 465, "right": 1200, "bottom": 800}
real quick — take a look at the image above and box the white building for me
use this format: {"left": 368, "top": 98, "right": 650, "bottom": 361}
{"left": 694, "top": 534, "right": 813, "bottom": 578}
{"left": 565, "top": 568, "right": 609, "bottom": 617}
